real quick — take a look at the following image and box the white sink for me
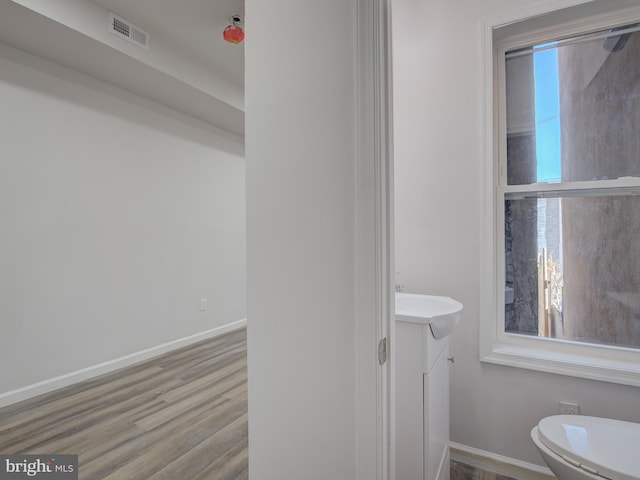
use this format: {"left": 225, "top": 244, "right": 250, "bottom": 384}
{"left": 395, "top": 292, "right": 463, "bottom": 339}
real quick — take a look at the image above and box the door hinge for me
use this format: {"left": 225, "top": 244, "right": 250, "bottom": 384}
{"left": 378, "top": 337, "right": 388, "bottom": 365}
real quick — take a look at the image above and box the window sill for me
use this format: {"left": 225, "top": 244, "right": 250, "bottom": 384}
{"left": 481, "top": 342, "right": 640, "bottom": 387}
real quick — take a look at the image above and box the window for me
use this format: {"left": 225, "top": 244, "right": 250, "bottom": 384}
{"left": 481, "top": 3, "right": 640, "bottom": 386}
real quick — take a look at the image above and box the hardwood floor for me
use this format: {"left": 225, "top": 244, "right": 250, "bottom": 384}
{"left": 0, "top": 328, "right": 248, "bottom": 480}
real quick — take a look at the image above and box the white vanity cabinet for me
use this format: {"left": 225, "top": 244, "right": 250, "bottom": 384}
{"left": 395, "top": 309, "right": 455, "bottom": 480}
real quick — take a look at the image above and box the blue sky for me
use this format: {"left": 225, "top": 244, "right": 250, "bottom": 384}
{"left": 533, "top": 46, "right": 561, "bottom": 182}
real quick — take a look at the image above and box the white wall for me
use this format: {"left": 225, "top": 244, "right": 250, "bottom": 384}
{"left": 0, "top": 43, "right": 245, "bottom": 397}
{"left": 245, "top": 1, "right": 358, "bottom": 478}
{"left": 392, "top": 0, "right": 640, "bottom": 467}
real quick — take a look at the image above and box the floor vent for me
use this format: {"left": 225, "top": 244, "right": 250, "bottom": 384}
{"left": 108, "top": 13, "right": 150, "bottom": 50}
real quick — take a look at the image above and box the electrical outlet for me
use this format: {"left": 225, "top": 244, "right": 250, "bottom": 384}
{"left": 200, "top": 299, "right": 207, "bottom": 312}
{"left": 559, "top": 401, "right": 580, "bottom": 415}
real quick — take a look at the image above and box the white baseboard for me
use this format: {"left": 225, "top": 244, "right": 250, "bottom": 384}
{"left": 450, "top": 442, "right": 555, "bottom": 480}
{"left": 0, "top": 319, "right": 247, "bottom": 409}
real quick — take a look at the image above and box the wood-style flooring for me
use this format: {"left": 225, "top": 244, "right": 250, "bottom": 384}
{"left": 451, "top": 460, "right": 519, "bottom": 480}
{"left": 0, "top": 328, "right": 248, "bottom": 480}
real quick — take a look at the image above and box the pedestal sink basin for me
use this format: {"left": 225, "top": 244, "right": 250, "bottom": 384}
{"left": 395, "top": 292, "right": 463, "bottom": 339}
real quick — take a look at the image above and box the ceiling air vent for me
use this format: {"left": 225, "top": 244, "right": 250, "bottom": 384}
{"left": 108, "top": 13, "right": 150, "bottom": 50}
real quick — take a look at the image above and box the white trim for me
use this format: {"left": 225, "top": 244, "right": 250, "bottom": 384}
{"left": 356, "top": 1, "right": 393, "bottom": 479}
{"left": 0, "top": 319, "right": 247, "bottom": 408}
{"left": 479, "top": 3, "right": 500, "bottom": 374}
{"left": 483, "top": 343, "right": 640, "bottom": 387}
{"left": 482, "top": 0, "right": 595, "bottom": 30}
{"left": 494, "top": 4, "right": 640, "bottom": 51}
{"left": 479, "top": 0, "right": 640, "bottom": 387}
{"left": 436, "top": 446, "right": 450, "bottom": 480}
{"left": 450, "top": 442, "right": 555, "bottom": 480}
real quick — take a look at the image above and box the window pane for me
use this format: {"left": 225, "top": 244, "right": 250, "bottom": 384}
{"left": 505, "top": 27, "right": 640, "bottom": 185}
{"left": 505, "top": 194, "right": 640, "bottom": 348}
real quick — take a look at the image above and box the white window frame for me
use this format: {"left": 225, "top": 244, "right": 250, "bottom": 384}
{"left": 480, "top": 1, "right": 640, "bottom": 387}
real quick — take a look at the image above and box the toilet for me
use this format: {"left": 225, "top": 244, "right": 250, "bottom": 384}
{"left": 531, "top": 415, "right": 640, "bottom": 480}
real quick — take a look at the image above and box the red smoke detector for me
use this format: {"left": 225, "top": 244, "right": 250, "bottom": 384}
{"left": 223, "top": 15, "right": 244, "bottom": 44}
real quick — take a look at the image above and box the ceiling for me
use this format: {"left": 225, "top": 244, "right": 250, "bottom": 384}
{"left": 0, "top": 0, "right": 246, "bottom": 135}
{"left": 91, "top": 0, "right": 245, "bottom": 89}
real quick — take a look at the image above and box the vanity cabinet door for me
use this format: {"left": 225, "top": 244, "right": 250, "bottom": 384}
{"left": 424, "top": 343, "right": 450, "bottom": 480}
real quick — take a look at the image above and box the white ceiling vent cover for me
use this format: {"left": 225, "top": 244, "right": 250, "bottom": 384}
{"left": 108, "top": 13, "right": 150, "bottom": 50}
